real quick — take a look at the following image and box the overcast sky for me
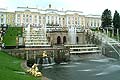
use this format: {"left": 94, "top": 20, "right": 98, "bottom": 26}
{"left": 0, "top": 0, "right": 119, "bottom": 15}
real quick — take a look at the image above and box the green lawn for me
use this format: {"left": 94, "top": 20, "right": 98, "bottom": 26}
{"left": 3, "top": 27, "right": 23, "bottom": 46}
{"left": 0, "top": 51, "right": 39, "bottom": 80}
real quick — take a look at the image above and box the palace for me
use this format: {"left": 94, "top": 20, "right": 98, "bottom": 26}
{"left": 0, "top": 5, "right": 101, "bottom": 47}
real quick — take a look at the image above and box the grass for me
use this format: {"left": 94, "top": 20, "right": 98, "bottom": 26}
{"left": 0, "top": 51, "right": 40, "bottom": 80}
{"left": 2, "top": 27, "right": 23, "bottom": 46}
{"left": 3, "top": 36, "right": 17, "bottom": 46}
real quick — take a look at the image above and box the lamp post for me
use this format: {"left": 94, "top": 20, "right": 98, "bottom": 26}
{"left": 16, "top": 36, "right": 18, "bottom": 48}
{"left": 117, "top": 28, "right": 119, "bottom": 41}
{"left": 112, "top": 28, "right": 114, "bottom": 38}
{"left": 107, "top": 28, "right": 109, "bottom": 36}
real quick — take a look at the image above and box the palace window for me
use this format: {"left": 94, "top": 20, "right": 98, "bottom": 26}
{"left": 1, "top": 14, "right": 3, "bottom": 17}
{"left": 35, "top": 19, "right": 37, "bottom": 23}
{"left": 35, "top": 15, "right": 37, "bottom": 18}
{"left": 23, "top": 14, "right": 25, "bottom": 17}
{"left": 68, "top": 21, "right": 70, "bottom": 24}
{"left": 94, "top": 22, "right": 96, "bottom": 27}
{"left": 75, "top": 17, "right": 77, "bottom": 20}
{"left": 30, "top": 15, "right": 32, "bottom": 18}
{"left": 73, "top": 17, "right": 74, "bottom": 21}
{"left": 26, "top": 15, "right": 29, "bottom": 17}
{"left": 8, "top": 19, "right": 10, "bottom": 23}
{"left": 97, "top": 22, "right": 99, "bottom": 27}
{"left": 48, "top": 16, "right": 49, "bottom": 19}
{"left": 26, "top": 19, "right": 28, "bottom": 22}
{"left": 30, "top": 15, "right": 32, "bottom": 22}
{"left": 59, "top": 17, "right": 61, "bottom": 20}
{"left": 39, "top": 16, "right": 41, "bottom": 19}
{"left": 72, "top": 21, "right": 74, "bottom": 24}
{"left": 69, "top": 17, "right": 70, "bottom": 20}
{"left": 17, "top": 19, "right": 20, "bottom": 23}
{"left": 17, "top": 14, "right": 20, "bottom": 18}
{"left": 91, "top": 22, "right": 93, "bottom": 26}
{"left": 1, "top": 18, "right": 3, "bottom": 23}
{"left": 23, "top": 18, "right": 25, "bottom": 22}
{"left": 56, "top": 21, "right": 57, "bottom": 24}
{"left": 78, "top": 21, "right": 80, "bottom": 25}
{"left": 75, "top": 21, "right": 77, "bottom": 24}
{"left": 48, "top": 20, "right": 50, "bottom": 24}
{"left": 63, "top": 18, "right": 64, "bottom": 20}
{"left": 56, "top": 16, "right": 57, "bottom": 20}
{"left": 43, "top": 17, "right": 45, "bottom": 19}
{"left": 39, "top": 20, "right": 41, "bottom": 24}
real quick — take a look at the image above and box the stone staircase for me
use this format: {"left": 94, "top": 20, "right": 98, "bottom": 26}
{"left": 64, "top": 44, "right": 101, "bottom": 54}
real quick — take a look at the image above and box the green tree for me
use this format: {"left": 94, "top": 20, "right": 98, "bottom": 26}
{"left": 113, "top": 10, "right": 120, "bottom": 29}
{"left": 101, "top": 9, "right": 112, "bottom": 29}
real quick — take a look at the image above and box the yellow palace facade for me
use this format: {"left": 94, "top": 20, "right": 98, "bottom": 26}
{"left": 0, "top": 5, "right": 101, "bottom": 29}
{"left": 0, "top": 5, "right": 101, "bottom": 46}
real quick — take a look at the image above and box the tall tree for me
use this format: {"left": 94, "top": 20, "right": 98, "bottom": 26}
{"left": 101, "top": 9, "right": 112, "bottom": 29}
{"left": 113, "top": 10, "right": 120, "bottom": 29}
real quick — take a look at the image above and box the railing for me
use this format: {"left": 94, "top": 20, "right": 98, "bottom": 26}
{"left": 46, "top": 27, "right": 83, "bottom": 32}
{"left": 86, "top": 29, "right": 120, "bottom": 59}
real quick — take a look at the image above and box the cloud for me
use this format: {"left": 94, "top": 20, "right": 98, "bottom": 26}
{"left": 0, "top": 0, "right": 8, "bottom": 8}
{"left": 0, "top": 0, "right": 119, "bottom": 15}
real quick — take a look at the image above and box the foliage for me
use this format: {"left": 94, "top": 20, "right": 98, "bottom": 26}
{"left": 113, "top": 10, "right": 120, "bottom": 29}
{"left": 2, "top": 27, "right": 23, "bottom": 46}
{"left": 101, "top": 9, "right": 112, "bottom": 28}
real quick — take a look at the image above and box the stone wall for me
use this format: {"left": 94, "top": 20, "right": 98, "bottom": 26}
{"left": 47, "top": 32, "right": 85, "bottom": 45}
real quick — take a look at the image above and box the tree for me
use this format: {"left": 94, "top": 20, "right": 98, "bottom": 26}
{"left": 101, "top": 9, "right": 112, "bottom": 29}
{"left": 113, "top": 10, "right": 120, "bottom": 29}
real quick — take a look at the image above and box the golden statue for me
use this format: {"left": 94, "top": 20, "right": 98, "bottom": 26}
{"left": 42, "top": 51, "right": 47, "bottom": 57}
{"left": 27, "top": 64, "right": 42, "bottom": 77}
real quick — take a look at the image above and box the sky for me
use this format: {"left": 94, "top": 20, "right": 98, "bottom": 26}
{"left": 0, "top": 0, "right": 119, "bottom": 15}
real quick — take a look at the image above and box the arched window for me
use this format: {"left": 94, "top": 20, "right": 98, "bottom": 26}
{"left": 76, "top": 36, "right": 79, "bottom": 43}
{"left": 63, "top": 36, "right": 66, "bottom": 44}
{"left": 57, "top": 36, "right": 61, "bottom": 44}
{"left": 47, "top": 37, "right": 50, "bottom": 42}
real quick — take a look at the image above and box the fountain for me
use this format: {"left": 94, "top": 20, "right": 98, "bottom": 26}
{"left": 68, "top": 26, "right": 76, "bottom": 44}
{"left": 36, "top": 51, "right": 53, "bottom": 65}
{"left": 24, "top": 24, "right": 50, "bottom": 47}
{"left": 25, "top": 24, "right": 30, "bottom": 43}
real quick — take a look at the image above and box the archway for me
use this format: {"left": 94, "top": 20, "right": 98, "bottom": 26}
{"left": 47, "top": 37, "right": 50, "bottom": 42}
{"left": 76, "top": 36, "right": 79, "bottom": 44}
{"left": 63, "top": 36, "right": 66, "bottom": 44}
{"left": 57, "top": 36, "right": 61, "bottom": 44}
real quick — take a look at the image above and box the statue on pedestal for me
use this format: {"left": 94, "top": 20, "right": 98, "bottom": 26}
{"left": 27, "top": 64, "right": 42, "bottom": 77}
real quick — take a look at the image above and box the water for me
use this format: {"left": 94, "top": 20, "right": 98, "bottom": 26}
{"left": 41, "top": 54, "right": 120, "bottom": 80}
{"left": 26, "top": 24, "right": 30, "bottom": 40}
{"left": 68, "top": 27, "right": 76, "bottom": 44}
